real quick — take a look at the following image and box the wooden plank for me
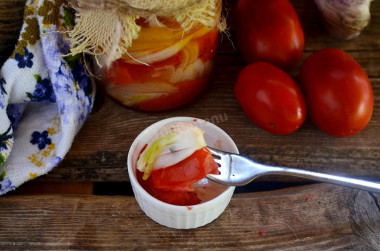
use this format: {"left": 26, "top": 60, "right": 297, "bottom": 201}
{"left": 33, "top": 0, "right": 380, "bottom": 183}
{"left": 38, "top": 74, "right": 380, "bottom": 182}
{"left": 0, "top": 183, "right": 378, "bottom": 250}
{"left": 12, "top": 182, "right": 94, "bottom": 195}
{"left": 0, "top": 0, "right": 25, "bottom": 65}
{"left": 1, "top": 0, "right": 379, "bottom": 186}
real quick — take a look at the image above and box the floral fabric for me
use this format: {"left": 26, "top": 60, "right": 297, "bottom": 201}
{"left": 0, "top": 0, "right": 95, "bottom": 195}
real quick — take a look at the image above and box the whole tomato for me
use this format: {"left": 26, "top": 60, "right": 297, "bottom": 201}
{"left": 235, "top": 0, "right": 304, "bottom": 71}
{"left": 235, "top": 62, "right": 306, "bottom": 135}
{"left": 299, "top": 48, "right": 374, "bottom": 137}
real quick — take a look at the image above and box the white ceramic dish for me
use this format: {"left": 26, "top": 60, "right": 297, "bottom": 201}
{"left": 127, "top": 117, "right": 239, "bottom": 229}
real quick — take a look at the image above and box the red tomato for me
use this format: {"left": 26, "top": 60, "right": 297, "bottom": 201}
{"left": 234, "top": 62, "right": 306, "bottom": 135}
{"left": 235, "top": 0, "right": 304, "bottom": 71}
{"left": 136, "top": 170, "right": 201, "bottom": 206}
{"left": 152, "top": 148, "right": 218, "bottom": 189}
{"left": 137, "top": 147, "right": 218, "bottom": 206}
{"left": 299, "top": 48, "right": 374, "bottom": 137}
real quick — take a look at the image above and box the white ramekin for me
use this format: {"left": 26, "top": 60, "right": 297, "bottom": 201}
{"left": 127, "top": 117, "right": 238, "bottom": 229}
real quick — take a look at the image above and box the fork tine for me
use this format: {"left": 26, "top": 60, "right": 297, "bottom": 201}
{"left": 206, "top": 146, "right": 224, "bottom": 159}
{"left": 207, "top": 146, "right": 229, "bottom": 176}
{"left": 213, "top": 157, "right": 223, "bottom": 167}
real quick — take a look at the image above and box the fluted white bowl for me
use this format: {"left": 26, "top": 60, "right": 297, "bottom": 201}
{"left": 127, "top": 117, "right": 238, "bottom": 229}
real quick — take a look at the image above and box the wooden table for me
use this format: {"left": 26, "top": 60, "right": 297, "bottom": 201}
{"left": 1, "top": 0, "right": 379, "bottom": 249}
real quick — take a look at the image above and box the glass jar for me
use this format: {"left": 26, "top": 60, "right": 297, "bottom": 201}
{"left": 102, "top": 0, "right": 222, "bottom": 111}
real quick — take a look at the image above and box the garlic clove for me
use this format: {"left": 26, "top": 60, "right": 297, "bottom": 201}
{"left": 314, "top": 0, "right": 373, "bottom": 40}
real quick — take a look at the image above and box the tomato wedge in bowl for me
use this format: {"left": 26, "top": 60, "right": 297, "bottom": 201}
{"left": 127, "top": 117, "right": 238, "bottom": 229}
{"left": 151, "top": 147, "right": 218, "bottom": 190}
{"left": 137, "top": 147, "right": 219, "bottom": 206}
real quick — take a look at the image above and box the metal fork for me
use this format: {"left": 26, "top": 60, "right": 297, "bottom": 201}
{"left": 206, "top": 147, "right": 380, "bottom": 193}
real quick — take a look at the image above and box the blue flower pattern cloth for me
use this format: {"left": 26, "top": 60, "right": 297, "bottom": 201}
{"left": 0, "top": 0, "right": 95, "bottom": 195}
{"left": 15, "top": 47, "right": 34, "bottom": 69}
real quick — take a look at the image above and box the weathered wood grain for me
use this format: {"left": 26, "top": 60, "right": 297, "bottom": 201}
{"left": 0, "top": 184, "right": 379, "bottom": 250}
{"left": 13, "top": 182, "right": 94, "bottom": 195}
{"left": 0, "top": 1, "right": 379, "bottom": 248}
{"left": 0, "top": 0, "right": 25, "bottom": 65}
{"left": 0, "top": 0, "right": 378, "bottom": 185}
{"left": 31, "top": 0, "right": 380, "bottom": 183}
{"left": 38, "top": 74, "right": 380, "bottom": 182}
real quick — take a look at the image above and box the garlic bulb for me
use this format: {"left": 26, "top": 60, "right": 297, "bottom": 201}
{"left": 314, "top": 0, "right": 373, "bottom": 40}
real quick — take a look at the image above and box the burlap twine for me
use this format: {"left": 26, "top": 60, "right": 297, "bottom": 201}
{"left": 67, "top": 0, "right": 224, "bottom": 67}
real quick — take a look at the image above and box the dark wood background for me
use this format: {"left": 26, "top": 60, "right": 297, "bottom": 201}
{"left": 0, "top": 0, "right": 379, "bottom": 249}
{"left": 22, "top": 0, "right": 380, "bottom": 187}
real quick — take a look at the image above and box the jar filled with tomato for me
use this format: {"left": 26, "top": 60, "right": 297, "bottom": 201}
{"left": 102, "top": 0, "right": 222, "bottom": 111}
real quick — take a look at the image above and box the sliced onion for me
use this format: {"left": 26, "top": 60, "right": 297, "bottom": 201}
{"left": 125, "top": 26, "right": 211, "bottom": 65}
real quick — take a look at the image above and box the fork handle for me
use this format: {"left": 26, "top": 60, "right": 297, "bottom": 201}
{"left": 272, "top": 167, "right": 380, "bottom": 193}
